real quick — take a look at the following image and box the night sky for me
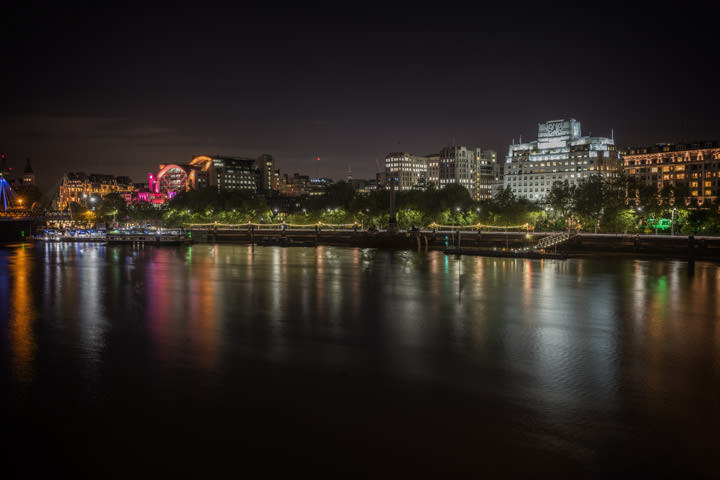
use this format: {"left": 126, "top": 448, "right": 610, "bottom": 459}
{"left": 2, "top": 3, "right": 718, "bottom": 194}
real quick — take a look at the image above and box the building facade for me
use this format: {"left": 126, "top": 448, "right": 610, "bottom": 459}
{"left": 477, "top": 150, "right": 497, "bottom": 200}
{"left": 57, "top": 172, "right": 134, "bottom": 210}
{"left": 383, "top": 152, "right": 428, "bottom": 190}
{"left": 439, "top": 146, "right": 482, "bottom": 199}
{"left": 22, "top": 158, "right": 35, "bottom": 186}
{"left": 426, "top": 154, "right": 440, "bottom": 188}
{"left": 623, "top": 141, "right": 720, "bottom": 205}
{"left": 503, "top": 118, "right": 618, "bottom": 201}
{"left": 281, "top": 173, "right": 311, "bottom": 196}
{"left": 256, "top": 154, "right": 276, "bottom": 194}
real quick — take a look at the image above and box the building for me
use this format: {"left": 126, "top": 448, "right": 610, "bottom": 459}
{"left": 477, "top": 150, "right": 497, "bottom": 200}
{"left": 149, "top": 155, "right": 257, "bottom": 203}
{"left": 272, "top": 169, "right": 282, "bottom": 193}
{"left": 426, "top": 154, "right": 440, "bottom": 188}
{"left": 383, "top": 152, "right": 428, "bottom": 190}
{"left": 439, "top": 146, "right": 482, "bottom": 199}
{"left": 308, "top": 177, "right": 332, "bottom": 196}
{"left": 22, "top": 158, "right": 35, "bottom": 186}
{"left": 57, "top": 172, "right": 134, "bottom": 210}
{"left": 215, "top": 157, "right": 256, "bottom": 192}
{"left": 623, "top": 141, "right": 720, "bottom": 205}
{"left": 481, "top": 150, "right": 504, "bottom": 197}
{"left": 503, "top": 118, "right": 618, "bottom": 201}
{"left": 281, "top": 173, "right": 310, "bottom": 196}
{"left": 256, "top": 154, "right": 276, "bottom": 194}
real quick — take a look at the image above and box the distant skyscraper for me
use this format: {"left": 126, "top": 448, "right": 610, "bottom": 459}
{"left": 503, "top": 118, "right": 618, "bottom": 201}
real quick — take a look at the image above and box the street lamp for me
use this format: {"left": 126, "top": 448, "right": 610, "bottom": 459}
{"left": 671, "top": 207, "right": 677, "bottom": 236}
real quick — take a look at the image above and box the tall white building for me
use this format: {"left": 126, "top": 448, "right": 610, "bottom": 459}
{"left": 503, "top": 118, "right": 619, "bottom": 201}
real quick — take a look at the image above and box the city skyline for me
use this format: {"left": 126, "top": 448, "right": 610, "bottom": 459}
{"left": 2, "top": 4, "right": 719, "bottom": 194}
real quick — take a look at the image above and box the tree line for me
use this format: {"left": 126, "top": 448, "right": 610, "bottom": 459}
{"left": 86, "top": 176, "right": 720, "bottom": 234}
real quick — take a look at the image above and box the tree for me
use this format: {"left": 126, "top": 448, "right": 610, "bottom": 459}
{"left": 546, "top": 180, "right": 576, "bottom": 227}
{"left": 574, "top": 176, "right": 605, "bottom": 232}
{"left": 96, "top": 193, "right": 128, "bottom": 224}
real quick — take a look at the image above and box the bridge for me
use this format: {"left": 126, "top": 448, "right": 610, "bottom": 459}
{"left": 0, "top": 174, "right": 46, "bottom": 241}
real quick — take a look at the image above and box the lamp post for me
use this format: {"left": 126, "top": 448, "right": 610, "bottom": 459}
{"left": 671, "top": 207, "right": 677, "bottom": 236}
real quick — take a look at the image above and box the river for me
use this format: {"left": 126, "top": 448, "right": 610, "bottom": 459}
{"left": 1, "top": 242, "right": 719, "bottom": 477}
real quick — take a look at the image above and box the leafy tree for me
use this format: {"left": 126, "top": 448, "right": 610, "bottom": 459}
{"left": 546, "top": 180, "right": 575, "bottom": 222}
{"left": 574, "top": 176, "right": 605, "bottom": 232}
{"left": 96, "top": 193, "right": 128, "bottom": 224}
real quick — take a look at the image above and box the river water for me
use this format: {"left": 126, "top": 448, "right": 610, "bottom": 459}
{"left": 1, "top": 242, "right": 719, "bottom": 477}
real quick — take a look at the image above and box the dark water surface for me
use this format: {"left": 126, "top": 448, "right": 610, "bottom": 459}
{"left": 2, "top": 243, "right": 719, "bottom": 477}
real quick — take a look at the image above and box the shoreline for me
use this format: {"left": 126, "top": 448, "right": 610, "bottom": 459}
{"left": 7, "top": 229, "right": 720, "bottom": 262}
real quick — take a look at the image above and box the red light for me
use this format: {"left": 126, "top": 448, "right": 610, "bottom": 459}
{"left": 316, "top": 157, "right": 320, "bottom": 161}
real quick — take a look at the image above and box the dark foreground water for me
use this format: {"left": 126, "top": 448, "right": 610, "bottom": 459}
{"left": 1, "top": 243, "right": 719, "bottom": 478}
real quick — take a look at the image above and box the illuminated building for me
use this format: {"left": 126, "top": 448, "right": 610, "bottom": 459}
{"left": 256, "top": 154, "right": 276, "bottom": 194}
{"left": 308, "top": 177, "right": 332, "bottom": 196}
{"left": 476, "top": 150, "right": 497, "bottom": 200}
{"left": 426, "top": 154, "right": 440, "bottom": 188}
{"left": 57, "top": 172, "right": 135, "bottom": 210}
{"left": 482, "top": 150, "right": 504, "bottom": 197}
{"left": 439, "top": 146, "right": 484, "bottom": 199}
{"left": 503, "top": 118, "right": 618, "bottom": 201}
{"left": 214, "top": 157, "right": 256, "bottom": 192}
{"left": 623, "top": 141, "right": 720, "bottom": 205}
{"left": 149, "top": 155, "right": 257, "bottom": 203}
{"left": 384, "top": 152, "right": 429, "bottom": 190}
{"left": 281, "top": 173, "right": 310, "bottom": 196}
{"left": 153, "top": 164, "right": 187, "bottom": 198}
{"left": 272, "top": 169, "right": 282, "bottom": 192}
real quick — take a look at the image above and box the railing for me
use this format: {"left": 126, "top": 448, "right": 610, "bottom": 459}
{"left": 186, "top": 222, "right": 360, "bottom": 230}
{"left": 535, "top": 231, "right": 574, "bottom": 250}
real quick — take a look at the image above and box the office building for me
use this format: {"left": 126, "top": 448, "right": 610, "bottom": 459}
{"left": 439, "top": 146, "right": 482, "bottom": 199}
{"left": 503, "top": 118, "right": 618, "bottom": 201}
{"left": 383, "top": 152, "right": 428, "bottom": 190}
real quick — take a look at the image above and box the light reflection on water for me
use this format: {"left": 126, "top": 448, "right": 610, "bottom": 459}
{"left": 1, "top": 243, "right": 720, "bottom": 475}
